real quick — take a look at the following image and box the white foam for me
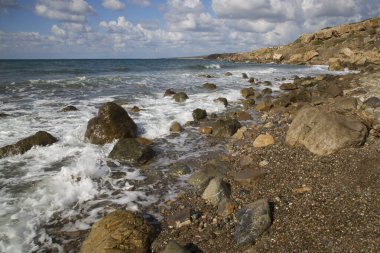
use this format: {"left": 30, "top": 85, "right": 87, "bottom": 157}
{"left": 205, "top": 64, "right": 221, "bottom": 69}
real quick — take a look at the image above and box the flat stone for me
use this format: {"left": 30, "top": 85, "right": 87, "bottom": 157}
{"left": 232, "top": 169, "right": 268, "bottom": 185}
{"left": 253, "top": 134, "right": 275, "bottom": 148}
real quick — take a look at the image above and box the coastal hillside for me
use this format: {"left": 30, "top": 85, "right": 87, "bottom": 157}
{"left": 207, "top": 16, "right": 380, "bottom": 70}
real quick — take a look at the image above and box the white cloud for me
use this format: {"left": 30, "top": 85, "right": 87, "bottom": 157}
{"left": 35, "top": 0, "right": 94, "bottom": 22}
{"left": 129, "top": 0, "right": 150, "bottom": 7}
{"left": 102, "top": 0, "right": 125, "bottom": 10}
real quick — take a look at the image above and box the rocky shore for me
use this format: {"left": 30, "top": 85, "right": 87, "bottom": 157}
{"left": 1, "top": 17, "right": 379, "bottom": 253}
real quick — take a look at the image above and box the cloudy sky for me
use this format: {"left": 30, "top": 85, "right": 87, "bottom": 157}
{"left": 0, "top": 0, "right": 379, "bottom": 59}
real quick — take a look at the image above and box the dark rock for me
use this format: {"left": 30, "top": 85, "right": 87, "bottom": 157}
{"left": 242, "top": 98, "right": 256, "bottom": 108}
{"left": 131, "top": 106, "right": 141, "bottom": 113}
{"left": 0, "top": 131, "right": 58, "bottom": 159}
{"left": 261, "top": 88, "right": 272, "bottom": 95}
{"left": 203, "top": 82, "right": 217, "bottom": 89}
{"left": 169, "top": 163, "right": 191, "bottom": 176}
{"left": 289, "top": 88, "right": 312, "bottom": 103}
{"left": 85, "top": 102, "right": 138, "bottom": 145}
{"left": 164, "top": 89, "right": 176, "bottom": 97}
{"left": 286, "top": 105, "right": 368, "bottom": 155}
{"left": 198, "top": 74, "right": 215, "bottom": 78}
{"left": 212, "top": 119, "right": 241, "bottom": 137}
{"left": 242, "top": 73, "right": 249, "bottom": 79}
{"left": 280, "top": 83, "right": 297, "bottom": 90}
{"left": 160, "top": 241, "right": 190, "bottom": 253}
{"left": 263, "top": 81, "right": 272, "bottom": 86}
{"left": 241, "top": 87, "right": 255, "bottom": 98}
{"left": 81, "top": 210, "right": 155, "bottom": 253}
{"left": 363, "top": 97, "right": 380, "bottom": 108}
{"left": 192, "top": 108, "right": 207, "bottom": 121}
{"left": 173, "top": 92, "right": 189, "bottom": 102}
{"left": 225, "top": 72, "right": 233, "bottom": 76}
{"left": 248, "top": 77, "right": 255, "bottom": 83}
{"left": 215, "top": 97, "right": 228, "bottom": 107}
{"left": 234, "top": 199, "right": 271, "bottom": 246}
{"left": 108, "top": 138, "right": 154, "bottom": 165}
{"left": 61, "top": 105, "right": 78, "bottom": 112}
{"left": 0, "top": 113, "right": 9, "bottom": 118}
{"left": 170, "top": 121, "right": 183, "bottom": 133}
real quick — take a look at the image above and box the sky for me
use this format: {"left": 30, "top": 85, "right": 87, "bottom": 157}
{"left": 0, "top": 0, "right": 379, "bottom": 59}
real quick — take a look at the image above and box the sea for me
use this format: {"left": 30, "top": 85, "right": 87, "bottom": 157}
{"left": 0, "top": 59, "right": 344, "bottom": 252}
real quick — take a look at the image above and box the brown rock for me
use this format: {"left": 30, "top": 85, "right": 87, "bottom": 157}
{"left": 303, "top": 50, "right": 319, "bottom": 61}
{"left": 232, "top": 169, "right": 268, "bottom": 185}
{"left": 253, "top": 134, "right": 275, "bottom": 148}
{"left": 199, "top": 126, "right": 213, "bottom": 135}
{"left": 217, "top": 198, "right": 235, "bottom": 217}
{"left": 80, "top": 210, "right": 155, "bottom": 253}
{"left": 241, "top": 87, "right": 255, "bottom": 98}
{"left": 170, "top": 121, "right": 183, "bottom": 133}
{"left": 328, "top": 58, "right": 344, "bottom": 71}
{"left": 234, "top": 111, "right": 253, "bottom": 121}
{"left": 280, "top": 83, "right": 297, "bottom": 90}
{"left": 164, "top": 89, "right": 176, "bottom": 97}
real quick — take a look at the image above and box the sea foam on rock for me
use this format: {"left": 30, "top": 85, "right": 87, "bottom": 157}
{"left": 0, "top": 131, "right": 58, "bottom": 158}
{"left": 85, "top": 102, "right": 138, "bottom": 145}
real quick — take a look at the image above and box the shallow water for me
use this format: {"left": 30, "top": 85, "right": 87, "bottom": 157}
{"left": 0, "top": 59, "right": 345, "bottom": 252}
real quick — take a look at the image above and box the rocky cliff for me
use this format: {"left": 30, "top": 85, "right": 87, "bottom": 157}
{"left": 206, "top": 16, "right": 380, "bottom": 70}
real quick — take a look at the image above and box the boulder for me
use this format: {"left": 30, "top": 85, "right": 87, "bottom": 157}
{"left": 131, "top": 106, "right": 141, "bottom": 113}
{"left": 85, "top": 102, "right": 138, "bottom": 145}
{"left": 328, "top": 58, "right": 344, "bottom": 71}
{"left": 280, "top": 83, "right": 297, "bottom": 90}
{"left": 225, "top": 72, "right": 233, "bottom": 76}
{"left": 203, "top": 82, "right": 217, "bottom": 90}
{"left": 212, "top": 119, "right": 241, "bottom": 137}
{"left": 0, "top": 131, "right": 58, "bottom": 159}
{"left": 325, "top": 85, "right": 343, "bottom": 98}
{"left": 172, "top": 92, "right": 189, "bottom": 102}
{"left": 242, "top": 73, "right": 249, "bottom": 79}
{"left": 80, "top": 210, "right": 155, "bottom": 253}
{"left": 201, "top": 177, "right": 230, "bottom": 206}
{"left": 303, "top": 50, "right": 319, "bottom": 61}
{"left": 192, "top": 108, "right": 207, "bottom": 121}
{"left": 255, "top": 100, "right": 273, "bottom": 112}
{"left": 160, "top": 241, "right": 190, "bottom": 253}
{"left": 215, "top": 97, "right": 228, "bottom": 107}
{"left": 286, "top": 106, "right": 368, "bottom": 155}
{"left": 108, "top": 138, "right": 154, "bottom": 165}
{"left": 273, "top": 53, "right": 283, "bottom": 61}
{"left": 234, "top": 199, "right": 271, "bottom": 246}
{"left": 164, "top": 89, "right": 176, "bottom": 97}
{"left": 241, "top": 87, "right": 255, "bottom": 98}
{"left": 363, "top": 97, "right": 380, "bottom": 108}
{"left": 233, "top": 111, "right": 252, "bottom": 121}
{"left": 299, "top": 33, "right": 315, "bottom": 44}
{"left": 261, "top": 88, "right": 272, "bottom": 95}
{"left": 170, "top": 121, "right": 183, "bottom": 133}
{"left": 288, "top": 54, "right": 303, "bottom": 64}
{"left": 253, "top": 134, "right": 275, "bottom": 148}
{"left": 61, "top": 105, "right": 78, "bottom": 112}
{"left": 248, "top": 77, "right": 255, "bottom": 83}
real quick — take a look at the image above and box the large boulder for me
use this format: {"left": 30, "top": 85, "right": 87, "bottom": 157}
{"left": 109, "top": 138, "right": 154, "bottom": 165}
{"left": 0, "top": 131, "right": 58, "bottom": 159}
{"left": 234, "top": 199, "right": 271, "bottom": 246}
{"left": 192, "top": 108, "right": 207, "bottom": 121}
{"left": 80, "top": 210, "right": 155, "bottom": 253}
{"left": 85, "top": 102, "right": 138, "bottom": 145}
{"left": 212, "top": 119, "right": 241, "bottom": 137}
{"left": 172, "top": 92, "right": 189, "bottom": 102}
{"left": 286, "top": 106, "right": 368, "bottom": 155}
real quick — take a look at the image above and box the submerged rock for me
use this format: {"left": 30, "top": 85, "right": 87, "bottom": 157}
{"left": 172, "top": 92, "right": 189, "bottom": 102}
{"left": 215, "top": 97, "right": 228, "bottom": 107}
{"left": 0, "top": 131, "right": 58, "bottom": 159}
{"left": 224, "top": 72, "right": 233, "bottom": 76}
{"left": 108, "top": 137, "right": 154, "bottom": 165}
{"left": 164, "top": 89, "right": 176, "bottom": 97}
{"left": 85, "top": 102, "right": 138, "bottom": 145}
{"left": 61, "top": 105, "right": 78, "bottom": 112}
{"left": 80, "top": 210, "right": 155, "bottom": 253}
{"left": 202, "top": 82, "right": 217, "bottom": 89}
{"left": 234, "top": 199, "right": 271, "bottom": 246}
{"left": 286, "top": 105, "right": 368, "bottom": 155}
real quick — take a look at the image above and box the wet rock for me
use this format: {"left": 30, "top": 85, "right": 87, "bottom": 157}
{"left": 131, "top": 106, "right": 141, "bottom": 113}
{"left": 248, "top": 77, "right": 255, "bottom": 83}
{"left": 164, "top": 89, "right": 176, "bottom": 97}
{"left": 242, "top": 98, "right": 256, "bottom": 108}
{"left": 0, "top": 131, "right": 58, "bottom": 159}
{"left": 0, "top": 113, "right": 9, "bottom": 118}
{"left": 234, "top": 111, "right": 252, "bottom": 121}
{"left": 108, "top": 137, "right": 154, "bottom": 165}
{"left": 80, "top": 210, "right": 155, "bottom": 253}
{"left": 198, "top": 74, "right": 215, "bottom": 78}
{"left": 85, "top": 102, "right": 138, "bottom": 145}
{"left": 203, "top": 82, "right": 217, "bottom": 89}
{"left": 255, "top": 100, "right": 273, "bottom": 112}
{"left": 225, "top": 72, "right": 233, "bottom": 76}
{"left": 199, "top": 126, "right": 213, "bottom": 135}
{"left": 173, "top": 92, "right": 189, "bottom": 102}
{"left": 363, "top": 97, "right": 380, "bottom": 108}
{"left": 212, "top": 119, "right": 241, "bottom": 137}
{"left": 192, "top": 108, "right": 207, "bottom": 121}
{"left": 241, "top": 87, "right": 255, "bottom": 98}
{"left": 215, "top": 97, "right": 228, "bottom": 107}
{"left": 286, "top": 105, "right": 368, "bottom": 155}
{"left": 61, "top": 105, "right": 78, "bottom": 112}
{"left": 201, "top": 177, "right": 231, "bottom": 206}
{"left": 170, "top": 121, "right": 183, "bottom": 133}
{"left": 169, "top": 163, "right": 191, "bottom": 177}
{"left": 280, "top": 83, "right": 297, "bottom": 90}
{"left": 263, "top": 81, "right": 272, "bottom": 86}
{"left": 253, "top": 134, "right": 275, "bottom": 148}
{"left": 160, "top": 241, "right": 190, "bottom": 253}
{"left": 234, "top": 199, "right": 271, "bottom": 246}
{"left": 232, "top": 169, "right": 268, "bottom": 185}
{"left": 261, "top": 88, "right": 272, "bottom": 95}
{"left": 242, "top": 73, "right": 249, "bottom": 79}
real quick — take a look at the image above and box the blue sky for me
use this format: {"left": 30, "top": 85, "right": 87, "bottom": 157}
{"left": 0, "top": 0, "right": 379, "bottom": 59}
